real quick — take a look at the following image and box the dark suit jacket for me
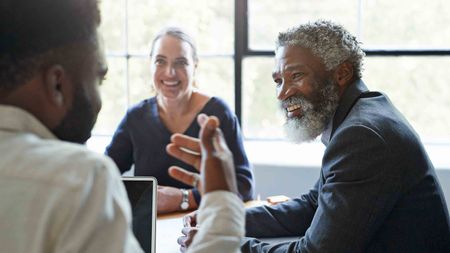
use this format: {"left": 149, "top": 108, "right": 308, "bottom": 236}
{"left": 243, "top": 80, "right": 450, "bottom": 252}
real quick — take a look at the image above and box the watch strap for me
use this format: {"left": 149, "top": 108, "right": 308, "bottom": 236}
{"left": 180, "top": 189, "right": 189, "bottom": 210}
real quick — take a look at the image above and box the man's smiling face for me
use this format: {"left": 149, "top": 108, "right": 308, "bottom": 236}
{"left": 273, "top": 45, "right": 340, "bottom": 143}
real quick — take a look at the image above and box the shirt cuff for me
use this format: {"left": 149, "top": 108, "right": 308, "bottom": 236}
{"left": 197, "top": 191, "right": 245, "bottom": 236}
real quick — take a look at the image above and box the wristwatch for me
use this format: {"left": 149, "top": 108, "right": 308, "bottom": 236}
{"left": 180, "top": 189, "right": 189, "bottom": 210}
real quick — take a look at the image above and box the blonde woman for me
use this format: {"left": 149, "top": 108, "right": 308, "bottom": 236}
{"left": 106, "top": 27, "right": 254, "bottom": 214}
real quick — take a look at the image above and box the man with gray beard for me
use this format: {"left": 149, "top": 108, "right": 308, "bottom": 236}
{"left": 241, "top": 20, "right": 450, "bottom": 252}
{"left": 174, "top": 20, "right": 450, "bottom": 253}
{"left": 280, "top": 77, "right": 340, "bottom": 144}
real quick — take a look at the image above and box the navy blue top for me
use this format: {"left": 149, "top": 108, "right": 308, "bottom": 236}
{"left": 105, "top": 96, "right": 254, "bottom": 203}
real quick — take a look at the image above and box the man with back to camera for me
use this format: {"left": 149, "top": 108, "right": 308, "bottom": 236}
{"left": 0, "top": 1, "right": 248, "bottom": 252}
{"left": 0, "top": 0, "right": 144, "bottom": 252}
{"left": 174, "top": 20, "right": 450, "bottom": 252}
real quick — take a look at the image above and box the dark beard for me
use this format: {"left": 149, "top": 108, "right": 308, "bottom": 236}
{"left": 52, "top": 88, "right": 97, "bottom": 144}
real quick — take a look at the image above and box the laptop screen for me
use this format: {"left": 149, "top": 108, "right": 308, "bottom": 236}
{"left": 122, "top": 177, "right": 157, "bottom": 253}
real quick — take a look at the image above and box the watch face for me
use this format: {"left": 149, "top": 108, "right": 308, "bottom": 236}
{"left": 181, "top": 201, "right": 189, "bottom": 210}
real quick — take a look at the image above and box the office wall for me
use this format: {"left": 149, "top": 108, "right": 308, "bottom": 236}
{"left": 87, "top": 137, "right": 450, "bottom": 211}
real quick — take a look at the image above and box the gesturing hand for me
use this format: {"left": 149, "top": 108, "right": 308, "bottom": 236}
{"left": 166, "top": 113, "right": 237, "bottom": 195}
{"left": 166, "top": 113, "right": 238, "bottom": 252}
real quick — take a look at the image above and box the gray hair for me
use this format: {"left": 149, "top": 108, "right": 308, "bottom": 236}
{"left": 276, "top": 20, "right": 365, "bottom": 78}
{"left": 149, "top": 27, "right": 198, "bottom": 63}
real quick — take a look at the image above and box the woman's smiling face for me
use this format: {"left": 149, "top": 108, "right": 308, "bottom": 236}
{"left": 150, "top": 35, "right": 197, "bottom": 101}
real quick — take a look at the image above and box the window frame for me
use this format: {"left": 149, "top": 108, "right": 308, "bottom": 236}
{"left": 234, "top": 0, "right": 450, "bottom": 137}
{"left": 102, "top": 0, "right": 450, "bottom": 140}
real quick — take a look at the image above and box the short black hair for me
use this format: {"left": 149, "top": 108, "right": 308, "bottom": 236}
{"left": 0, "top": 0, "right": 101, "bottom": 90}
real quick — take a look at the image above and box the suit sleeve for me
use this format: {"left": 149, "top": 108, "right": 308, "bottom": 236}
{"left": 245, "top": 179, "right": 319, "bottom": 238}
{"left": 188, "top": 191, "right": 245, "bottom": 253}
{"left": 105, "top": 113, "right": 134, "bottom": 174}
{"left": 242, "top": 125, "right": 401, "bottom": 252}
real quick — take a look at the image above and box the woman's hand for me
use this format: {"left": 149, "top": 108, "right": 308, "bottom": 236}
{"left": 157, "top": 186, "right": 198, "bottom": 214}
{"left": 156, "top": 185, "right": 183, "bottom": 214}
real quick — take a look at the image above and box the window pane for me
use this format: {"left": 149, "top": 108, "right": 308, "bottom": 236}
{"left": 364, "top": 56, "right": 450, "bottom": 141}
{"left": 127, "top": 0, "right": 233, "bottom": 55}
{"left": 128, "top": 57, "right": 155, "bottom": 106}
{"left": 242, "top": 57, "right": 284, "bottom": 139}
{"left": 248, "top": 0, "right": 359, "bottom": 51}
{"left": 362, "top": 0, "right": 450, "bottom": 48}
{"left": 99, "top": 0, "right": 125, "bottom": 53}
{"left": 93, "top": 58, "right": 127, "bottom": 135}
{"left": 196, "top": 57, "right": 235, "bottom": 110}
{"left": 128, "top": 57, "right": 235, "bottom": 112}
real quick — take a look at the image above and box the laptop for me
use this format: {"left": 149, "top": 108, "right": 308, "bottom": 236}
{"left": 122, "top": 176, "right": 157, "bottom": 253}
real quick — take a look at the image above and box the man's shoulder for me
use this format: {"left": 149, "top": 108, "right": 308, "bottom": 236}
{"left": 338, "top": 93, "right": 398, "bottom": 130}
{"left": 43, "top": 139, "right": 119, "bottom": 182}
{"left": 331, "top": 93, "right": 424, "bottom": 159}
{"left": 53, "top": 139, "right": 116, "bottom": 169}
{"left": 1, "top": 133, "right": 119, "bottom": 189}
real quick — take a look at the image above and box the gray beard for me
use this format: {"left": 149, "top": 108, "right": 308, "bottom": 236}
{"left": 281, "top": 80, "right": 340, "bottom": 144}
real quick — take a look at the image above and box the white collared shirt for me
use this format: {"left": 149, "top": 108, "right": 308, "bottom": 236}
{"left": 0, "top": 105, "right": 143, "bottom": 253}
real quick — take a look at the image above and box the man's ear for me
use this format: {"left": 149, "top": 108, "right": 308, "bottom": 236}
{"left": 42, "top": 65, "right": 72, "bottom": 109}
{"left": 334, "top": 62, "right": 354, "bottom": 88}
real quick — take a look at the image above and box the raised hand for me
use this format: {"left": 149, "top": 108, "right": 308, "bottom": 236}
{"left": 166, "top": 113, "right": 238, "bottom": 252}
{"left": 167, "top": 113, "right": 237, "bottom": 194}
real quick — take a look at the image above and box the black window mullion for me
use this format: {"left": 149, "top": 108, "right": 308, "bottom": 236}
{"left": 234, "top": 0, "right": 248, "bottom": 126}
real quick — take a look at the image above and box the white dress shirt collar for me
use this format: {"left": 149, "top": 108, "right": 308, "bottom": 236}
{"left": 0, "top": 105, "right": 56, "bottom": 140}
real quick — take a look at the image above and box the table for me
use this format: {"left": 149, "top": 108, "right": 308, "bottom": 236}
{"left": 156, "top": 211, "right": 187, "bottom": 253}
{"left": 155, "top": 200, "right": 266, "bottom": 253}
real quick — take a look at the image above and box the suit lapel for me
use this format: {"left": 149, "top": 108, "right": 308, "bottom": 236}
{"left": 322, "top": 79, "right": 369, "bottom": 145}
